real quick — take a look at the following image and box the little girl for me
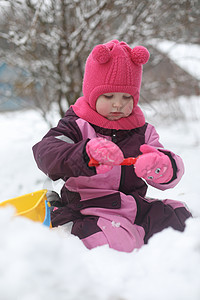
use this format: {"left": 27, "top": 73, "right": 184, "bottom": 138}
{"left": 33, "top": 40, "right": 191, "bottom": 252}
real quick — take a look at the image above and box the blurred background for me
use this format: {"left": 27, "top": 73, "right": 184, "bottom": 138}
{"left": 0, "top": 0, "right": 199, "bottom": 126}
{"left": 0, "top": 3, "right": 200, "bottom": 299}
{"left": 0, "top": 0, "right": 200, "bottom": 200}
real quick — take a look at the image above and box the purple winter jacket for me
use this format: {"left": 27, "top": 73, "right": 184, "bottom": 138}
{"left": 33, "top": 107, "right": 190, "bottom": 252}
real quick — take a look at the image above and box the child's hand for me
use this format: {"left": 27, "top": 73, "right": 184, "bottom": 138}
{"left": 134, "top": 144, "right": 173, "bottom": 183}
{"left": 86, "top": 137, "right": 124, "bottom": 174}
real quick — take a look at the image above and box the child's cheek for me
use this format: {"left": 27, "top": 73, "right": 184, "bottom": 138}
{"left": 96, "top": 101, "right": 110, "bottom": 116}
{"left": 125, "top": 102, "right": 133, "bottom": 115}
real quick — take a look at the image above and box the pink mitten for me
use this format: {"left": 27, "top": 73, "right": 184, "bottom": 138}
{"left": 134, "top": 144, "right": 173, "bottom": 183}
{"left": 86, "top": 138, "right": 124, "bottom": 174}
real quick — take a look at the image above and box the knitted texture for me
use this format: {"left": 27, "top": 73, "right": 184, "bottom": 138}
{"left": 86, "top": 137, "right": 124, "bottom": 174}
{"left": 134, "top": 145, "right": 173, "bottom": 184}
{"left": 72, "top": 40, "right": 150, "bottom": 130}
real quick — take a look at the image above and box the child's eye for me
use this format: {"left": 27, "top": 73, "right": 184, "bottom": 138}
{"left": 123, "top": 95, "right": 132, "bottom": 100}
{"left": 103, "top": 94, "right": 113, "bottom": 99}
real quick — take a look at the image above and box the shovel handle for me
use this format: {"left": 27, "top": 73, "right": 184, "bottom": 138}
{"left": 88, "top": 157, "right": 137, "bottom": 167}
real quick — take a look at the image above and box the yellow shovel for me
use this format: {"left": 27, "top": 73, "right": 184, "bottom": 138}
{"left": 0, "top": 189, "right": 51, "bottom": 227}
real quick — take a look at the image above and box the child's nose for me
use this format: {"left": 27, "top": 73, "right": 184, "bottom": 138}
{"left": 113, "top": 99, "right": 123, "bottom": 108}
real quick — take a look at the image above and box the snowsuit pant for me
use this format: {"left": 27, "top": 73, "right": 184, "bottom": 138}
{"left": 71, "top": 194, "right": 192, "bottom": 252}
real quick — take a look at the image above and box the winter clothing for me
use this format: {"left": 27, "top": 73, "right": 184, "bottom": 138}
{"left": 33, "top": 108, "right": 191, "bottom": 252}
{"left": 86, "top": 137, "right": 124, "bottom": 174}
{"left": 134, "top": 144, "right": 174, "bottom": 184}
{"left": 32, "top": 40, "right": 191, "bottom": 252}
{"left": 72, "top": 40, "right": 149, "bottom": 130}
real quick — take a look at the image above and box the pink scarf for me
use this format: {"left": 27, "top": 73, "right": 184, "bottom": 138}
{"left": 72, "top": 96, "right": 145, "bottom": 130}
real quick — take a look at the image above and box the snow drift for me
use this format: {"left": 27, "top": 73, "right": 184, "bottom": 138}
{"left": 0, "top": 101, "right": 200, "bottom": 300}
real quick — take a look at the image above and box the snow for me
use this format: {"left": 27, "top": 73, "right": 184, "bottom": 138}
{"left": 152, "top": 39, "right": 200, "bottom": 80}
{"left": 0, "top": 100, "right": 200, "bottom": 300}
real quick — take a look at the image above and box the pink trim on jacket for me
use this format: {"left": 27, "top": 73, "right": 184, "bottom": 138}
{"left": 82, "top": 231, "right": 108, "bottom": 249}
{"left": 81, "top": 218, "right": 145, "bottom": 252}
{"left": 65, "top": 165, "right": 122, "bottom": 199}
{"left": 97, "top": 218, "right": 145, "bottom": 252}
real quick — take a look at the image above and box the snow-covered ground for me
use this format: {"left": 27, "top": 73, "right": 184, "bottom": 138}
{"left": 0, "top": 99, "right": 200, "bottom": 300}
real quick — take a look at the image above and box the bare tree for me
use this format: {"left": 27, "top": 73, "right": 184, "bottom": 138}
{"left": 0, "top": 0, "right": 199, "bottom": 123}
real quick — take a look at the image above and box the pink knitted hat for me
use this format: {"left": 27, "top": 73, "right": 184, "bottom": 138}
{"left": 72, "top": 40, "right": 150, "bottom": 130}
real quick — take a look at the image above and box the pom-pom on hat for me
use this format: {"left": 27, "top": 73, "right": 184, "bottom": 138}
{"left": 72, "top": 40, "right": 150, "bottom": 130}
